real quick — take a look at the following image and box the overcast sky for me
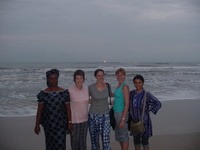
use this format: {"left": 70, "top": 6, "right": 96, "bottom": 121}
{"left": 0, "top": 0, "right": 200, "bottom": 63}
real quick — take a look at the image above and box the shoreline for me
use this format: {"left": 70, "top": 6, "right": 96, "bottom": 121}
{"left": 1, "top": 99, "right": 200, "bottom": 118}
{"left": 0, "top": 99, "right": 200, "bottom": 150}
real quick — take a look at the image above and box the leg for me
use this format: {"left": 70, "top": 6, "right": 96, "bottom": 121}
{"left": 78, "top": 121, "right": 88, "bottom": 150}
{"left": 120, "top": 142, "right": 123, "bottom": 149}
{"left": 89, "top": 113, "right": 100, "bottom": 150}
{"left": 114, "top": 111, "right": 129, "bottom": 150}
{"left": 71, "top": 122, "right": 88, "bottom": 150}
{"left": 71, "top": 123, "right": 80, "bottom": 150}
{"left": 133, "top": 135, "right": 141, "bottom": 150}
{"left": 100, "top": 114, "right": 111, "bottom": 150}
{"left": 142, "top": 136, "right": 149, "bottom": 150}
{"left": 135, "top": 146, "right": 141, "bottom": 150}
{"left": 120, "top": 141, "right": 129, "bottom": 150}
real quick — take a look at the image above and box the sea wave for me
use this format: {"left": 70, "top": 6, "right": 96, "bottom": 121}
{"left": 0, "top": 62, "right": 200, "bottom": 117}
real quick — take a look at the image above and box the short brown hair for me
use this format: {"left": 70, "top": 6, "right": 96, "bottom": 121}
{"left": 73, "top": 69, "right": 85, "bottom": 82}
{"left": 115, "top": 68, "right": 126, "bottom": 75}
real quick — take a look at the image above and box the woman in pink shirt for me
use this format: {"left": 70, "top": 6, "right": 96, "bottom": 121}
{"left": 68, "top": 70, "right": 90, "bottom": 150}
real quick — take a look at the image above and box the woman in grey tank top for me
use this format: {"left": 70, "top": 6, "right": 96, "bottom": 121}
{"left": 88, "top": 69, "right": 112, "bottom": 150}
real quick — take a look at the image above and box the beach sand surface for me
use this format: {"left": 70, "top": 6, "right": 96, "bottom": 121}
{"left": 0, "top": 99, "right": 200, "bottom": 150}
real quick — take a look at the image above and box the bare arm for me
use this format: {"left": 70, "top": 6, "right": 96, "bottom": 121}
{"left": 89, "top": 99, "right": 92, "bottom": 104}
{"left": 34, "top": 103, "right": 44, "bottom": 135}
{"left": 119, "top": 85, "right": 130, "bottom": 128}
{"left": 65, "top": 103, "right": 73, "bottom": 132}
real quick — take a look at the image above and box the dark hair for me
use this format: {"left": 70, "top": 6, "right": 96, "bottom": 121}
{"left": 73, "top": 69, "right": 85, "bottom": 82}
{"left": 133, "top": 74, "right": 144, "bottom": 83}
{"left": 46, "top": 69, "right": 59, "bottom": 79}
{"left": 94, "top": 69, "right": 104, "bottom": 76}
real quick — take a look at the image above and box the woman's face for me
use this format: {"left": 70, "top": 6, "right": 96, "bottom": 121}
{"left": 95, "top": 71, "right": 104, "bottom": 83}
{"left": 116, "top": 71, "right": 125, "bottom": 84}
{"left": 47, "top": 74, "right": 58, "bottom": 87}
{"left": 75, "top": 75, "right": 84, "bottom": 87}
{"left": 134, "top": 79, "right": 144, "bottom": 91}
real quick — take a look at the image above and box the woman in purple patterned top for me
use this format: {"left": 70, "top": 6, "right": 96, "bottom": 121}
{"left": 129, "top": 75, "right": 161, "bottom": 150}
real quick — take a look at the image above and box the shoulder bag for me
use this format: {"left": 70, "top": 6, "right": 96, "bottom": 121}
{"left": 130, "top": 91, "right": 146, "bottom": 134}
{"left": 107, "top": 83, "right": 115, "bottom": 130}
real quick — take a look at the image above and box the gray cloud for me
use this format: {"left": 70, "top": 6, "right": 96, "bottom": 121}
{"left": 0, "top": 0, "right": 200, "bottom": 62}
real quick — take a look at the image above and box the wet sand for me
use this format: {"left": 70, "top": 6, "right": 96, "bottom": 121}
{"left": 0, "top": 99, "right": 200, "bottom": 150}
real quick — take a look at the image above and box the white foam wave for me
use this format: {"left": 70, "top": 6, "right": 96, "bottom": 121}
{"left": 0, "top": 62, "right": 200, "bottom": 117}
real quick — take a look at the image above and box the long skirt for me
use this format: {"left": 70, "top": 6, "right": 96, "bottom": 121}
{"left": 44, "top": 127, "right": 67, "bottom": 150}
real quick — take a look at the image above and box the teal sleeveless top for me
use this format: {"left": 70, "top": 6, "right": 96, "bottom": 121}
{"left": 113, "top": 82, "right": 127, "bottom": 112}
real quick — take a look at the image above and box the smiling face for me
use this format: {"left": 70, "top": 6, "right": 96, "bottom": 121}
{"left": 75, "top": 75, "right": 84, "bottom": 88}
{"left": 47, "top": 74, "right": 58, "bottom": 87}
{"left": 95, "top": 71, "right": 104, "bottom": 83}
{"left": 116, "top": 71, "right": 125, "bottom": 84}
{"left": 134, "top": 79, "right": 144, "bottom": 92}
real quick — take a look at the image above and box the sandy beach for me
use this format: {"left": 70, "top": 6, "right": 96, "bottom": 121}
{"left": 0, "top": 99, "right": 200, "bottom": 150}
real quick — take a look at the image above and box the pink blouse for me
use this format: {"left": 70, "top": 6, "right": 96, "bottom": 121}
{"left": 68, "top": 85, "right": 89, "bottom": 123}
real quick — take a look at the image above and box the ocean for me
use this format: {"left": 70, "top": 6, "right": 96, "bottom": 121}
{"left": 0, "top": 62, "right": 200, "bottom": 117}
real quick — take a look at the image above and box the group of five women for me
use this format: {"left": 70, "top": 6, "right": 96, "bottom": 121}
{"left": 34, "top": 68, "right": 161, "bottom": 150}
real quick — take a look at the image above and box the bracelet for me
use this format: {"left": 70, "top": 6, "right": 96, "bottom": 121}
{"left": 122, "top": 117, "right": 125, "bottom": 120}
{"left": 68, "top": 121, "right": 72, "bottom": 123}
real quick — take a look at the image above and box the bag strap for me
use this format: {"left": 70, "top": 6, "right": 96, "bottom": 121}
{"left": 106, "top": 83, "right": 112, "bottom": 105}
{"left": 141, "top": 91, "right": 146, "bottom": 121}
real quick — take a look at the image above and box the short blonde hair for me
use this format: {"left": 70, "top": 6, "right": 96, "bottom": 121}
{"left": 115, "top": 68, "right": 126, "bottom": 75}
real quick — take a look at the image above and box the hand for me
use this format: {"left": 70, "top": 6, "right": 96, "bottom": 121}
{"left": 34, "top": 125, "right": 40, "bottom": 135}
{"left": 119, "top": 119, "right": 125, "bottom": 128}
{"left": 67, "top": 123, "right": 73, "bottom": 133}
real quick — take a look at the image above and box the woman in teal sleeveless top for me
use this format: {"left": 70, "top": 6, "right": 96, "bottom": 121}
{"left": 114, "top": 82, "right": 127, "bottom": 112}
{"left": 113, "top": 68, "right": 129, "bottom": 150}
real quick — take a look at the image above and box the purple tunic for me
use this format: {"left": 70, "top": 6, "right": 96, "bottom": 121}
{"left": 129, "top": 90, "right": 161, "bottom": 137}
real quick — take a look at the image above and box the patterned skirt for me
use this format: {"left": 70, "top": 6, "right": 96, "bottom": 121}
{"left": 44, "top": 126, "right": 67, "bottom": 150}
